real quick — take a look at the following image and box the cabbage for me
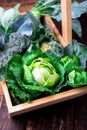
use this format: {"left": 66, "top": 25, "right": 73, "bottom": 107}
{"left": 30, "top": 57, "right": 60, "bottom": 88}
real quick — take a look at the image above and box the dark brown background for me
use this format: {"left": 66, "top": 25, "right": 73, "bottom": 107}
{"left": 0, "top": 0, "right": 87, "bottom": 130}
{"left": 0, "top": 0, "right": 37, "bottom": 11}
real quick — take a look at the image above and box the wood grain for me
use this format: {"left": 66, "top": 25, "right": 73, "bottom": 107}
{"left": 0, "top": 98, "right": 27, "bottom": 130}
{"left": 1, "top": 80, "right": 87, "bottom": 116}
{"left": 61, "top": 0, "right": 72, "bottom": 45}
{"left": 44, "top": 16, "right": 67, "bottom": 47}
{"left": 26, "top": 100, "right": 75, "bottom": 130}
{"left": 74, "top": 95, "right": 87, "bottom": 130}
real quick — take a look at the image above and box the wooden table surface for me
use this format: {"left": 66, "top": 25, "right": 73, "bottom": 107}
{"left": 0, "top": 1, "right": 87, "bottom": 130}
{"left": 0, "top": 91, "right": 87, "bottom": 130}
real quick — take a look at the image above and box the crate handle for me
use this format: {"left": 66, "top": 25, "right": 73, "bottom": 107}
{"left": 44, "top": 0, "right": 72, "bottom": 47}
{"left": 61, "top": 0, "right": 72, "bottom": 46}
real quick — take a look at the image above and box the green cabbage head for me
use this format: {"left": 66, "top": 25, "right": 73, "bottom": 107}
{"left": 30, "top": 57, "right": 60, "bottom": 88}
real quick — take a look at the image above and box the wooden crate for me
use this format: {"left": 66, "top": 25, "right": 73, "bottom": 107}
{"left": 0, "top": 80, "right": 87, "bottom": 116}
{"left": 0, "top": 0, "right": 87, "bottom": 116}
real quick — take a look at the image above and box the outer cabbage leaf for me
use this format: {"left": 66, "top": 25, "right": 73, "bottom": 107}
{"left": 0, "top": 7, "right": 5, "bottom": 25}
{"left": 72, "top": 0, "right": 87, "bottom": 19}
{"left": 1, "top": 4, "right": 20, "bottom": 34}
{"left": 68, "top": 69, "right": 87, "bottom": 87}
{"left": 64, "top": 40, "right": 87, "bottom": 69}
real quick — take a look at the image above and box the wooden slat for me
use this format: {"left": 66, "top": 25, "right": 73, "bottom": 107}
{"left": 74, "top": 95, "right": 87, "bottom": 130}
{"left": 0, "top": 84, "right": 3, "bottom": 96}
{"left": 0, "top": 96, "right": 3, "bottom": 108}
{"left": 61, "top": 0, "right": 72, "bottom": 46}
{"left": 0, "top": 80, "right": 87, "bottom": 116}
{"left": 44, "top": 16, "right": 67, "bottom": 47}
{"left": 1, "top": 81, "right": 13, "bottom": 109}
{"left": 0, "top": 98, "right": 27, "bottom": 130}
{"left": 26, "top": 101, "right": 74, "bottom": 130}
{"left": 0, "top": 82, "right": 4, "bottom": 108}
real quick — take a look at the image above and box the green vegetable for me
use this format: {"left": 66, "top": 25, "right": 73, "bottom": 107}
{"left": 32, "top": 0, "right": 87, "bottom": 38}
{"left": 1, "top": 4, "right": 20, "bottom": 35}
{"left": 23, "top": 64, "right": 35, "bottom": 84}
{"left": 5, "top": 40, "right": 87, "bottom": 105}
{"left": 0, "top": 29, "right": 7, "bottom": 50}
{"left": 60, "top": 53, "right": 87, "bottom": 87}
{"left": 64, "top": 40, "right": 87, "bottom": 69}
{"left": 0, "top": 4, "right": 21, "bottom": 51}
{"left": 0, "top": 7, "right": 5, "bottom": 25}
{"left": 12, "top": 12, "right": 43, "bottom": 40}
{"left": 60, "top": 55, "right": 79, "bottom": 74}
{"left": 0, "top": 32, "right": 32, "bottom": 68}
{"left": 6, "top": 45, "right": 65, "bottom": 104}
{"left": 0, "top": 0, "right": 87, "bottom": 104}
{"left": 68, "top": 69, "right": 87, "bottom": 87}
{"left": 12, "top": 0, "right": 61, "bottom": 40}
{"left": 30, "top": 57, "right": 60, "bottom": 88}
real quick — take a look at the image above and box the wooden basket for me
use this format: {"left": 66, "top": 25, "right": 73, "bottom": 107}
{"left": 0, "top": 0, "right": 87, "bottom": 116}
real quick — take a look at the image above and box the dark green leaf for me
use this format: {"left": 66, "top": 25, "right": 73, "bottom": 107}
{"left": 64, "top": 40, "right": 87, "bottom": 69}
{"left": 12, "top": 12, "right": 43, "bottom": 40}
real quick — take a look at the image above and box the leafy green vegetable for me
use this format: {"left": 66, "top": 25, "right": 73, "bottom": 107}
{"left": 6, "top": 55, "right": 52, "bottom": 103}
{"left": 30, "top": 57, "right": 60, "bottom": 88}
{"left": 46, "top": 40, "right": 64, "bottom": 58}
{"left": 64, "top": 40, "right": 87, "bottom": 69}
{"left": 46, "top": 51, "right": 65, "bottom": 92}
{"left": 0, "top": 29, "right": 7, "bottom": 50}
{"left": 60, "top": 55, "right": 79, "bottom": 73}
{"left": 0, "top": 67, "right": 6, "bottom": 80}
{"left": 47, "top": 44, "right": 87, "bottom": 88}
{"left": 1, "top": 0, "right": 86, "bottom": 71}
{"left": 72, "top": 19, "right": 82, "bottom": 38}
{"left": 72, "top": 0, "right": 87, "bottom": 19}
{"left": 71, "top": 0, "right": 87, "bottom": 37}
{"left": 23, "top": 64, "right": 35, "bottom": 84}
{"left": 8, "top": 83, "right": 31, "bottom": 105}
{"left": 6, "top": 45, "right": 65, "bottom": 104}
{"left": 31, "top": 0, "right": 87, "bottom": 38}
{"left": 0, "top": 1, "right": 87, "bottom": 105}
{"left": 5, "top": 39, "right": 87, "bottom": 105}
{"left": 0, "top": 32, "right": 32, "bottom": 68}
{"left": 22, "top": 48, "right": 46, "bottom": 66}
{"left": 0, "top": 4, "right": 21, "bottom": 51}
{"left": 68, "top": 69, "right": 87, "bottom": 87}
{"left": 0, "top": 7, "right": 5, "bottom": 24}
{"left": 60, "top": 54, "right": 87, "bottom": 87}
{"left": 31, "top": 0, "right": 61, "bottom": 19}
{"left": 1, "top": 4, "right": 20, "bottom": 35}
{"left": 12, "top": 12, "right": 43, "bottom": 40}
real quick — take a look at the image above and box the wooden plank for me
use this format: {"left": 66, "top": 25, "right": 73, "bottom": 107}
{"left": 74, "top": 95, "right": 87, "bottom": 130}
{"left": 0, "top": 95, "right": 74, "bottom": 130}
{"left": 61, "top": 0, "right": 72, "bottom": 46}
{"left": 1, "top": 81, "right": 13, "bottom": 109}
{"left": 0, "top": 98, "right": 27, "bottom": 130}
{"left": 1, "top": 80, "right": 87, "bottom": 116}
{"left": 0, "top": 82, "right": 4, "bottom": 108}
{"left": 0, "top": 83, "right": 3, "bottom": 96}
{"left": 44, "top": 16, "right": 67, "bottom": 47}
{"left": 26, "top": 100, "right": 74, "bottom": 130}
{"left": 0, "top": 96, "right": 3, "bottom": 108}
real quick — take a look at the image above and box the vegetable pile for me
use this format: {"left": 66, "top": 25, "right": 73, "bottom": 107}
{"left": 6, "top": 44, "right": 65, "bottom": 104}
{"left": 0, "top": 4, "right": 20, "bottom": 50}
{"left": 0, "top": 0, "right": 87, "bottom": 105}
{"left": 6, "top": 41, "right": 87, "bottom": 105}
{"left": 0, "top": 0, "right": 87, "bottom": 68}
